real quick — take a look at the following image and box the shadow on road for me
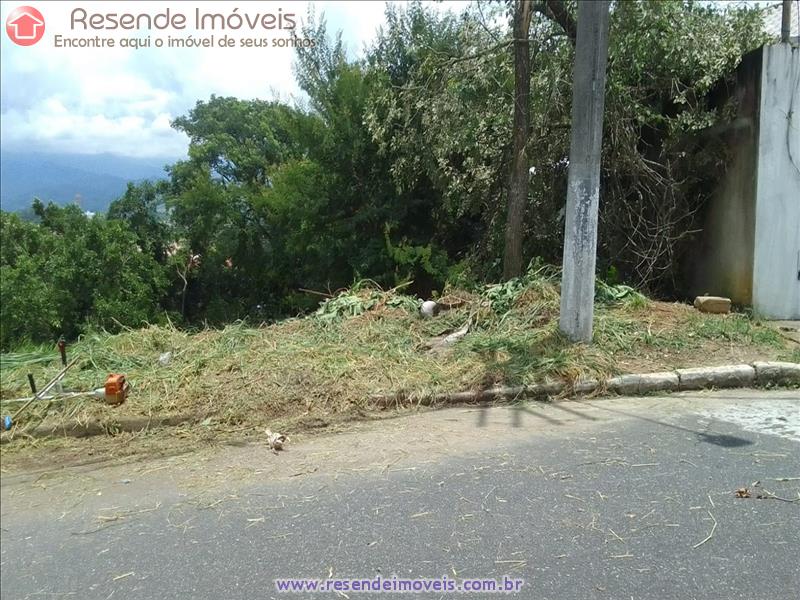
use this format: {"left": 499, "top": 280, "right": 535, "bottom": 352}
{"left": 475, "top": 403, "right": 568, "bottom": 428}
{"left": 474, "top": 397, "right": 753, "bottom": 448}
{"left": 580, "top": 401, "right": 754, "bottom": 448}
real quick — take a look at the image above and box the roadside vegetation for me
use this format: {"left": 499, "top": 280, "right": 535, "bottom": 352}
{"left": 1, "top": 1, "right": 770, "bottom": 350}
{"left": 1, "top": 266, "right": 790, "bottom": 448}
{"left": 2, "top": 2, "right": 792, "bottom": 462}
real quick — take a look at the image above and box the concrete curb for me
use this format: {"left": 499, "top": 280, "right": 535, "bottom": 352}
{"left": 0, "top": 414, "right": 198, "bottom": 443}
{"left": 753, "top": 361, "right": 800, "bottom": 385}
{"left": 676, "top": 364, "right": 755, "bottom": 391}
{"left": 372, "top": 361, "right": 800, "bottom": 407}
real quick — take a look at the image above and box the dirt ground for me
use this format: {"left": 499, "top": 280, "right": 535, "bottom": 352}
{"left": 2, "top": 389, "right": 798, "bottom": 519}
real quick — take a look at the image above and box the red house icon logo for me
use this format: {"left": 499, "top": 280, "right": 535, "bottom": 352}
{"left": 6, "top": 6, "right": 45, "bottom": 46}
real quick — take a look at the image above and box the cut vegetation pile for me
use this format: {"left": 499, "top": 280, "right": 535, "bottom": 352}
{"left": 1, "top": 267, "right": 795, "bottom": 445}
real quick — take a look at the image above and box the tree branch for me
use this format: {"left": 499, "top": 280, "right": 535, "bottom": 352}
{"left": 535, "top": 0, "right": 577, "bottom": 45}
{"left": 436, "top": 39, "right": 514, "bottom": 67}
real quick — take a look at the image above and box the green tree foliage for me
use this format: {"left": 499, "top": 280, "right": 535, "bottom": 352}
{"left": 294, "top": 13, "right": 451, "bottom": 292}
{"left": 0, "top": 202, "right": 166, "bottom": 349}
{"left": 366, "top": 1, "right": 570, "bottom": 277}
{"left": 366, "top": 0, "right": 767, "bottom": 289}
{"left": 599, "top": 1, "right": 767, "bottom": 290}
{"left": 0, "top": 0, "right": 770, "bottom": 348}
{"left": 107, "top": 181, "right": 170, "bottom": 263}
{"left": 161, "top": 97, "right": 319, "bottom": 320}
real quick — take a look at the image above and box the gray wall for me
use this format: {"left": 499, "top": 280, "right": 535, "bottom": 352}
{"left": 752, "top": 44, "right": 800, "bottom": 319}
{"left": 690, "top": 49, "right": 761, "bottom": 305}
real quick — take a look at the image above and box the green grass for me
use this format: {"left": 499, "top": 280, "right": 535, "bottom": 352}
{"left": 0, "top": 344, "right": 58, "bottom": 371}
{"left": 778, "top": 347, "right": 800, "bottom": 363}
{"left": 686, "top": 313, "right": 784, "bottom": 347}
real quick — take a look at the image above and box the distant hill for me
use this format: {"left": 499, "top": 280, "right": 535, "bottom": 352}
{"left": 0, "top": 152, "right": 173, "bottom": 213}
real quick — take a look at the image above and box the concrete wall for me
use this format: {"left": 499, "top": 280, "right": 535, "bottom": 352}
{"left": 690, "top": 49, "right": 761, "bottom": 305}
{"left": 752, "top": 44, "right": 800, "bottom": 319}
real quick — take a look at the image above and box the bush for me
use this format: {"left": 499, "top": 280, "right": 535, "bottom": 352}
{"left": 1, "top": 204, "right": 167, "bottom": 349}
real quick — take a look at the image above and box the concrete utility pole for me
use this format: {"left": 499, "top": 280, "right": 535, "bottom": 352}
{"left": 781, "top": 0, "right": 792, "bottom": 43}
{"left": 559, "top": 0, "right": 610, "bottom": 344}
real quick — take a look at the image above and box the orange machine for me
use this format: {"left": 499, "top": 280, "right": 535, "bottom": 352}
{"left": 104, "top": 374, "right": 129, "bottom": 405}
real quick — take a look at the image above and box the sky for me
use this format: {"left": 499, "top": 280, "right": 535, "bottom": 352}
{"left": 0, "top": 1, "right": 786, "bottom": 161}
{"left": 0, "top": 1, "right": 469, "bottom": 160}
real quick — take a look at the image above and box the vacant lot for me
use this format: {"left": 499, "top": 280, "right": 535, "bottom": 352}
{"left": 1, "top": 272, "right": 796, "bottom": 465}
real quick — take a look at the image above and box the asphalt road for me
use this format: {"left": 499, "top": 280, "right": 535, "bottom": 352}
{"left": 1, "top": 389, "right": 799, "bottom": 600}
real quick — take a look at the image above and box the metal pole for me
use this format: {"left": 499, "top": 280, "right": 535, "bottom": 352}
{"left": 559, "top": 0, "right": 611, "bottom": 343}
{"left": 10, "top": 358, "right": 78, "bottom": 422}
{"left": 781, "top": 0, "right": 792, "bottom": 43}
{"left": 58, "top": 339, "right": 67, "bottom": 366}
{"left": 27, "top": 374, "right": 37, "bottom": 395}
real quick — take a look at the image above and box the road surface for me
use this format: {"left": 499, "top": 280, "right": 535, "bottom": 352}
{"left": 1, "top": 389, "right": 799, "bottom": 599}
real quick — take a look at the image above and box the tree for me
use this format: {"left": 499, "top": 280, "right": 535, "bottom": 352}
{"left": 295, "top": 11, "right": 452, "bottom": 295}
{"left": 366, "top": 2, "right": 514, "bottom": 277}
{"left": 162, "top": 97, "right": 320, "bottom": 320}
{"left": 0, "top": 212, "right": 60, "bottom": 347}
{"left": 108, "top": 181, "right": 170, "bottom": 264}
{"left": 503, "top": 0, "right": 534, "bottom": 279}
{"left": 0, "top": 203, "right": 166, "bottom": 348}
{"left": 170, "top": 96, "right": 309, "bottom": 187}
{"left": 503, "top": 0, "right": 575, "bottom": 279}
{"left": 2, "top": 0, "right": 771, "bottom": 349}
{"left": 366, "top": 0, "right": 767, "bottom": 291}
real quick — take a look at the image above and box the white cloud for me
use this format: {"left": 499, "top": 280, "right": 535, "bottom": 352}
{"left": 0, "top": 1, "right": 469, "bottom": 158}
{"left": 0, "top": 2, "right": 384, "bottom": 158}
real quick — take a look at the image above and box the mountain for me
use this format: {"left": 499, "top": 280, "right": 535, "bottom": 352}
{"left": 0, "top": 152, "right": 173, "bottom": 213}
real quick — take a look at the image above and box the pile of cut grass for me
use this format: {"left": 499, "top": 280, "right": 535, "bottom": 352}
{"left": 0, "top": 269, "right": 791, "bottom": 439}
